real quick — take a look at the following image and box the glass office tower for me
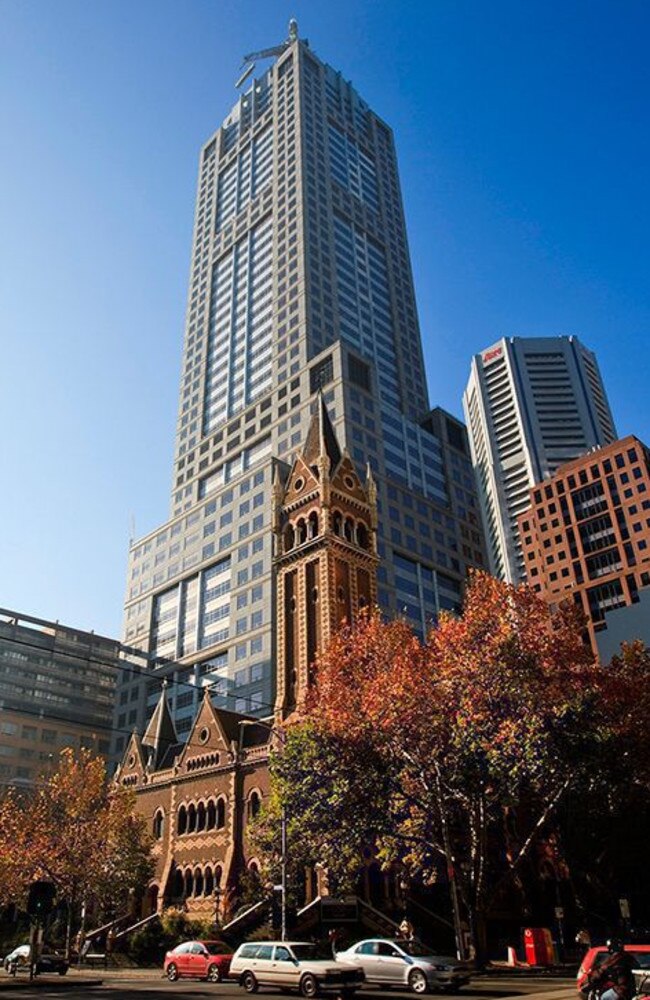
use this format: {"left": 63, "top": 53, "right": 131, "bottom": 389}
{"left": 114, "top": 28, "right": 486, "bottom": 751}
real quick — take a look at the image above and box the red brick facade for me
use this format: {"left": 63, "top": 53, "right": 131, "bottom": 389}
{"left": 518, "top": 435, "right": 650, "bottom": 655}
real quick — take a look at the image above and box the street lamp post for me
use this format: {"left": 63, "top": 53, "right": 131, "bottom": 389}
{"left": 280, "top": 804, "right": 287, "bottom": 942}
{"left": 240, "top": 719, "right": 287, "bottom": 941}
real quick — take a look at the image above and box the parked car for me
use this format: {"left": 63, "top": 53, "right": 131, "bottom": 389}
{"left": 164, "top": 940, "right": 233, "bottom": 982}
{"left": 335, "top": 938, "right": 471, "bottom": 994}
{"left": 577, "top": 945, "right": 650, "bottom": 996}
{"left": 229, "top": 940, "right": 365, "bottom": 997}
{"left": 2, "top": 945, "right": 30, "bottom": 973}
{"left": 2, "top": 944, "right": 68, "bottom": 976}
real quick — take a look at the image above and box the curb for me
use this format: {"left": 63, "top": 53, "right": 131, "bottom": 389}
{"left": 0, "top": 977, "right": 103, "bottom": 990}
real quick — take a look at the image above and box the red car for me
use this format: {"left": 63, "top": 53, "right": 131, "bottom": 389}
{"left": 164, "top": 939, "right": 233, "bottom": 982}
{"left": 577, "top": 945, "right": 650, "bottom": 996}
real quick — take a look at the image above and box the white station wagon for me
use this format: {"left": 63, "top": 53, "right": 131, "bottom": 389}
{"left": 230, "top": 941, "right": 364, "bottom": 997}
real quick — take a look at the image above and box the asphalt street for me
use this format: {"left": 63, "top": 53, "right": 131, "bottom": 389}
{"left": 0, "top": 973, "right": 577, "bottom": 1000}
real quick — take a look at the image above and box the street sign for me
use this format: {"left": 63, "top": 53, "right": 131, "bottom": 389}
{"left": 555, "top": 907, "right": 565, "bottom": 919}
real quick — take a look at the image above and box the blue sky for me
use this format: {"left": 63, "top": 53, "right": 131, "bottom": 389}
{"left": 1, "top": 0, "right": 649, "bottom": 636}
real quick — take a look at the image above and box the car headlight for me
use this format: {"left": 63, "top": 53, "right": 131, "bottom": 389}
{"left": 435, "top": 965, "right": 449, "bottom": 972}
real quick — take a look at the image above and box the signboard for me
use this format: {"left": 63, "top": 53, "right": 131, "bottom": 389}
{"left": 482, "top": 347, "right": 503, "bottom": 365}
{"left": 620, "top": 898, "right": 631, "bottom": 920}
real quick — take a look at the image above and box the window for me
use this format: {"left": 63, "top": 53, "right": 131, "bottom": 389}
{"left": 153, "top": 811, "right": 164, "bottom": 839}
{"left": 310, "top": 354, "right": 334, "bottom": 392}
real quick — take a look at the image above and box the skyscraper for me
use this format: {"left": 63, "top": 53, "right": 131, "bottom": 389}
{"left": 463, "top": 335, "right": 616, "bottom": 584}
{"left": 115, "top": 24, "right": 486, "bottom": 750}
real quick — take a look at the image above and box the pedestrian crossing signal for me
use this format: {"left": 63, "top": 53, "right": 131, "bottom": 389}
{"left": 27, "top": 881, "right": 56, "bottom": 918}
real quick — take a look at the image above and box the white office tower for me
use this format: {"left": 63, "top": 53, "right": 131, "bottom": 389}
{"left": 463, "top": 336, "right": 616, "bottom": 583}
{"left": 113, "top": 24, "right": 488, "bottom": 752}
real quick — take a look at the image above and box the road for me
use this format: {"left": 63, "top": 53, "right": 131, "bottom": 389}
{"left": 0, "top": 972, "right": 577, "bottom": 1000}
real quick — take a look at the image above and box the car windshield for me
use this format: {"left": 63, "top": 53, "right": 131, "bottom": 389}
{"left": 205, "top": 943, "right": 230, "bottom": 956}
{"left": 400, "top": 943, "right": 439, "bottom": 958}
{"left": 292, "top": 945, "right": 333, "bottom": 961}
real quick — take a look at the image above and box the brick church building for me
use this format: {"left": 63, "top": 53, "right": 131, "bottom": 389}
{"left": 115, "top": 400, "right": 380, "bottom": 922}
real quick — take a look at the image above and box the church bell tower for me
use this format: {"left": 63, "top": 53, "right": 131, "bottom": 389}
{"left": 273, "top": 396, "right": 379, "bottom": 718}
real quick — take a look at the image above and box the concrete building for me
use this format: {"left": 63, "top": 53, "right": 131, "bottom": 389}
{"left": 114, "top": 23, "right": 486, "bottom": 750}
{"left": 517, "top": 435, "right": 650, "bottom": 656}
{"left": 0, "top": 609, "right": 139, "bottom": 788}
{"left": 463, "top": 335, "right": 616, "bottom": 584}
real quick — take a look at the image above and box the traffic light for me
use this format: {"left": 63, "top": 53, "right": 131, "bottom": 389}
{"left": 27, "top": 881, "right": 56, "bottom": 918}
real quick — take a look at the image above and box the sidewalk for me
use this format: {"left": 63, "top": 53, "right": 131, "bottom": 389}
{"left": 486, "top": 963, "right": 578, "bottom": 977}
{"left": 0, "top": 967, "right": 163, "bottom": 990}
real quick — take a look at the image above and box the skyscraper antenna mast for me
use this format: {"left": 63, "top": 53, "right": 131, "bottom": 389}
{"left": 236, "top": 19, "right": 305, "bottom": 89}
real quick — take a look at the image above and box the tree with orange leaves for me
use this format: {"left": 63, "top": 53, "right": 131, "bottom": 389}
{"left": 0, "top": 749, "right": 153, "bottom": 954}
{"left": 269, "top": 571, "right": 607, "bottom": 961}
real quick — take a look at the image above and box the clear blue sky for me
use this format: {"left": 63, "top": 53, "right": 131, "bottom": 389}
{"left": 1, "top": 0, "right": 649, "bottom": 637}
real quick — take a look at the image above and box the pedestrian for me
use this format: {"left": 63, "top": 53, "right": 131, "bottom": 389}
{"left": 399, "top": 917, "right": 415, "bottom": 942}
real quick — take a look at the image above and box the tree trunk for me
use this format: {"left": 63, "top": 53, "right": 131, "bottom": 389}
{"left": 65, "top": 904, "right": 72, "bottom": 962}
{"left": 469, "top": 905, "right": 489, "bottom": 969}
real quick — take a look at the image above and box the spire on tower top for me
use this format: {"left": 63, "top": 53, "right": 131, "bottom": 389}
{"left": 302, "top": 394, "right": 342, "bottom": 473}
{"left": 142, "top": 684, "right": 178, "bottom": 770}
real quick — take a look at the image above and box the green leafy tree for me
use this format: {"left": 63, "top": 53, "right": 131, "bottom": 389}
{"left": 251, "top": 719, "right": 395, "bottom": 898}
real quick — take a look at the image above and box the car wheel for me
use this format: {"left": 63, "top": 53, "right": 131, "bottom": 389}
{"left": 167, "top": 963, "right": 180, "bottom": 982}
{"left": 206, "top": 964, "right": 222, "bottom": 983}
{"left": 408, "top": 969, "right": 429, "bottom": 994}
{"left": 242, "top": 971, "right": 259, "bottom": 993}
{"left": 301, "top": 973, "right": 319, "bottom": 998}
{"left": 58, "top": 968, "right": 68, "bottom": 976}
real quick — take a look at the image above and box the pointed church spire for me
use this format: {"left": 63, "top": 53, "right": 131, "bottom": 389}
{"left": 302, "top": 393, "right": 341, "bottom": 473}
{"left": 142, "top": 680, "right": 178, "bottom": 770}
{"left": 366, "top": 462, "right": 378, "bottom": 530}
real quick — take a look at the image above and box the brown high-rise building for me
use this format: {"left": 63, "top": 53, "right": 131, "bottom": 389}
{"left": 518, "top": 435, "right": 650, "bottom": 656}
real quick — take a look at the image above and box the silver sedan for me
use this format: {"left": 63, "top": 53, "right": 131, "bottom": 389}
{"left": 335, "top": 939, "right": 471, "bottom": 994}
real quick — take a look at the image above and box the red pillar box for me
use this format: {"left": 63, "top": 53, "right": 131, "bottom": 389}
{"left": 523, "top": 928, "right": 554, "bottom": 966}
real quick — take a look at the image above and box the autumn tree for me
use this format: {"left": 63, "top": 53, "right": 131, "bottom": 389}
{"left": 264, "top": 572, "right": 611, "bottom": 961}
{"left": 0, "top": 749, "right": 153, "bottom": 954}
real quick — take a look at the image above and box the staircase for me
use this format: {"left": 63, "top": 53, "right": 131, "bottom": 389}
{"left": 113, "top": 912, "right": 159, "bottom": 941}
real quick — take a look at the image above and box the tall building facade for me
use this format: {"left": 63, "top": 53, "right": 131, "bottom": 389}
{"left": 463, "top": 335, "right": 616, "bottom": 584}
{"left": 518, "top": 435, "right": 650, "bottom": 656}
{"left": 115, "top": 25, "right": 486, "bottom": 750}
